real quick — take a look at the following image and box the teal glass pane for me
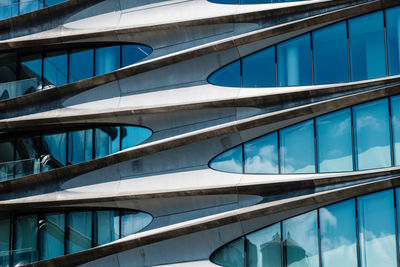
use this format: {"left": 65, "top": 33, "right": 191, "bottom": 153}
{"left": 246, "top": 223, "right": 281, "bottom": 267}
{"left": 208, "top": 60, "right": 241, "bottom": 87}
{"left": 280, "top": 120, "right": 315, "bottom": 173}
{"left": 0, "top": 0, "right": 18, "bottom": 20}
{"left": 386, "top": 6, "right": 400, "bottom": 76}
{"left": 14, "top": 214, "right": 38, "bottom": 265}
{"left": 40, "top": 212, "right": 65, "bottom": 260}
{"left": 67, "top": 211, "right": 92, "bottom": 254}
{"left": 15, "top": 136, "right": 41, "bottom": 177}
{"left": 19, "top": 53, "right": 42, "bottom": 95}
{"left": 95, "top": 127, "right": 120, "bottom": 159}
{"left": 67, "top": 129, "right": 93, "bottom": 164}
{"left": 208, "top": 0, "right": 238, "bottom": 4}
{"left": 353, "top": 98, "right": 391, "bottom": 170}
{"left": 313, "top": 21, "right": 349, "bottom": 84}
{"left": 211, "top": 237, "right": 244, "bottom": 267}
{"left": 244, "top": 132, "right": 278, "bottom": 174}
{"left": 120, "top": 126, "right": 152, "bottom": 150}
{"left": 94, "top": 210, "right": 120, "bottom": 246}
{"left": 358, "top": 190, "right": 396, "bottom": 267}
{"left": 69, "top": 49, "right": 94, "bottom": 83}
{"left": 316, "top": 108, "right": 353, "bottom": 172}
{"left": 283, "top": 210, "right": 319, "bottom": 267}
{"left": 19, "top": 0, "right": 43, "bottom": 15}
{"left": 95, "top": 46, "right": 121, "bottom": 76}
{"left": 209, "top": 145, "right": 243, "bottom": 173}
{"left": 120, "top": 211, "right": 152, "bottom": 238}
{"left": 241, "top": 0, "right": 273, "bottom": 3}
{"left": 43, "top": 51, "right": 68, "bottom": 88}
{"left": 391, "top": 95, "right": 400, "bottom": 165}
{"left": 242, "top": 47, "right": 276, "bottom": 87}
{"left": 41, "top": 133, "right": 67, "bottom": 171}
{"left": 44, "top": 0, "right": 66, "bottom": 7}
{"left": 349, "top": 11, "right": 386, "bottom": 81}
{"left": 277, "top": 34, "right": 312, "bottom": 86}
{"left": 122, "top": 45, "right": 151, "bottom": 67}
{"left": 320, "top": 199, "right": 357, "bottom": 267}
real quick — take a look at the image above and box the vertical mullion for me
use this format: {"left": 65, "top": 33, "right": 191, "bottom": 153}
{"left": 355, "top": 197, "right": 361, "bottom": 267}
{"left": 244, "top": 236, "right": 247, "bottom": 267}
{"left": 64, "top": 212, "right": 68, "bottom": 255}
{"left": 314, "top": 118, "right": 318, "bottom": 173}
{"left": 394, "top": 188, "right": 400, "bottom": 267}
{"left": 317, "top": 209, "right": 322, "bottom": 267}
{"left": 383, "top": 10, "right": 390, "bottom": 77}
{"left": 389, "top": 97, "right": 395, "bottom": 167}
{"left": 280, "top": 222, "right": 284, "bottom": 267}
{"left": 346, "top": 20, "right": 352, "bottom": 82}
{"left": 66, "top": 131, "right": 69, "bottom": 166}
{"left": 119, "top": 211, "right": 122, "bottom": 239}
{"left": 351, "top": 107, "right": 356, "bottom": 171}
{"left": 92, "top": 129, "right": 95, "bottom": 160}
{"left": 37, "top": 213, "right": 41, "bottom": 261}
{"left": 310, "top": 32, "right": 315, "bottom": 85}
{"left": 91, "top": 210, "right": 95, "bottom": 248}
{"left": 278, "top": 130, "right": 281, "bottom": 174}
{"left": 275, "top": 45, "right": 278, "bottom": 87}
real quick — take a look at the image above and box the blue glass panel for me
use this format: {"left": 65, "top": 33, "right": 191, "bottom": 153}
{"left": 69, "top": 49, "right": 94, "bottom": 83}
{"left": 244, "top": 132, "right": 278, "bottom": 174}
{"left": 95, "top": 127, "right": 120, "bottom": 159}
{"left": 386, "top": 6, "right": 400, "bottom": 76}
{"left": 121, "top": 126, "right": 152, "bottom": 150}
{"left": 320, "top": 199, "right": 357, "bottom": 267}
{"left": 241, "top": 0, "right": 273, "bottom": 3}
{"left": 316, "top": 108, "right": 353, "bottom": 172}
{"left": 358, "top": 190, "right": 396, "bottom": 267}
{"left": 67, "top": 129, "right": 93, "bottom": 164}
{"left": 44, "top": 0, "right": 66, "bottom": 7}
{"left": 313, "top": 22, "right": 349, "bottom": 84}
{"left": 0, "top": 0, "right": 18, "bottom": 20}
{"left": 209, "top": 145, "right": 243, "bottom": 173}
{"left": 353, "top": 98, "right": 391, "bottom": 170}
{"left": 208, "top": 60, "right": 241, "bottom": 87}
{"left": 19, "top": 0, "right": 43, "bottom": 15}
{"left": 277, "top": 34, "right": 312, "bottom": 86}
{"left": 121, "top": 45, "right": 151, "bottom": 67}
{"left": 208, "top": 0, "right": 238, "bottom": 3}
{"left": 242, "top": 47, "right": 276, "bottom": 87}
{"left": 246, "top": 223, "right": 281, "bottom": 267}
{"left": 283, "top": 210, "right": 319, "bottom": 267}
{"left": 43, "top": 51, "right": 68, "bottom": 88}
{"left": 120, "top": 211, "right": 152, "bottom": 237}
{"left": 349, "top": 11, "right": 386, "bottom": 81}
{"left": 67, "top": 211, "right": 92, "bottom": 254}
{"left": 212, "top": 237, "right": 244, "bottom": 267}
{"left": 391, "top": 95, "right": 400, "bottom": 165}
{"left": 94, "top": 210, "right": 119, "bottom": 246}
{"left": 20, "top": 53, "right": 42, "bottom": 95}
{"left": 280, "top": 120, "right": 315, "bottom": 173}
{"left": 42, "top": 133, "right": 67, "bottom": 171}
{"left": 14, "top": 215, "right": 38, "bottom": 265}
{"left": 40, "top": 213, "right": 65, "bottom": 260}
{"left": 95, "top": 46, "right": 121, "bottom": 76}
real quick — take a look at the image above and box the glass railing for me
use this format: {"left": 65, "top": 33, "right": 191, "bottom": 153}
{"left": 0, "top": 78, "right": 39, "bottom": 101}
{"left": 0, "top": 248, "right": 38, "bottom": 267}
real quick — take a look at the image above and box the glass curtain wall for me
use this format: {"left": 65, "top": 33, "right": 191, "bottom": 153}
{"left": 208, "top": 7, "right": 400, "bottom": 87}
{"left": 211, "top": 187, "right": 400, "bottom": 267}
{"left": 0, "top": 0, "right": 66, "bottom": 21}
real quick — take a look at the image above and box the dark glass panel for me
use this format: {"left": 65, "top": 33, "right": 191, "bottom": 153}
{"left": 0, "top": 53, "right": 17, "bottom": 100}
{"left": 209, "top": 145, "right": 243, "bottom": 173}
{"left": 15, "top": 136, "right": 42, "bottom": 177}
{"left": 277, "top": 34, "right": 312, "bottom": 86}
{"left": 391, "top": 95, "right": 400, "bottom": 165}
{"left": 43, "top": 51, "right": 68, "bottom": 88}
{"left": 320, "top": 199, "right": 357, "bottom": 267}
{"left": 19, "top": 53, "right": 42, "bottom": 95}
{"left": 120, "top": 211, "right": 152, "bottom": 238}
{"left": 0, "top": 213, "right": 9, "bottom": 266}
{"left": 19, "top": 0, "right": 43, "bottom": 15}
{"left": 242, "top": 46, "right": 276, "bottom": 87}
{"left": 69, "top": 49, "right": 94, "bottom": 83}
{"left": 208, "top": 60, "right": 241, "bottom": 87}
{"left": 67, "top": 129, "right": 93, "bottom": 164}
{"left": 316, "top": 108, "right": 353, "bottom": 172}
{"left": 14, "top": 214, "right": 38, "bottom": 266}
{"left": 94, "top": 210, "right": 119, "bottom": 246}
{"left": 386, "top": 6, "right": 400, "bottom": 76}
{"left": 246, "top": 223, "right": 281, "bottom": 267}
{"left": 121, "top": 45, "right": 151, "bottom": 67}
{"left": 41, "top": 133, "right": 66, "bottom": 171}
{"left": 67, "top": 211, "right": 92, "bottom": 254}
{"left": 212, "top": 237, "right": 244, "bottom": 267}
{"left": 349, "top": 11, "right": 386, "bottom": 81}
{"left": 95, "top": 46, "right": 121, "bottom": 76}
{"left": 120, "top": 126, "right": 152, "bottom": 150}
{"left": 0, "top": 139, "right": 15, "bottom": 181}
{"left": 313, "top": 21, "right": 349, "bottom": 84}
{"left": 244, "top": 132, "right": 278, "bottom": 174}
{"left": 40, "top": 213, "right": 65, "bottom": 260}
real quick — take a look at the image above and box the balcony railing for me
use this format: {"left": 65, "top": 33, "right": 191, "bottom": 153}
{"left": 0, "top": 248, "right": 38, "bottom": 267}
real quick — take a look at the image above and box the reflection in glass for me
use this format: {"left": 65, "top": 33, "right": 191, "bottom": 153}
{"left": 68, "top": 129, "right": 93, "bottom": 165}
{"left": 42, "top": 133, "right": 66, "bottom": 171}
{"left": 316, "top": 108, "right": 353, "bottom": 172}
{"left": 95, "top": 46, "right": 120, "bottom": 76}
{"left": 208, "top": 60, "right": 241, "bottom": 87}
{"left": 277, "top": 34, "right": 312, "bottom": 86}
{"left": 313, "top": 22, "right": 349, "bottom": 84}
{"left": 95, "top": 127, "right": 120, "bottom": 159}
{"left": 353, "top": 98, "right": 391, "bottom": 170}
{"left": 320, "top": 199, "right": 357, "bottom": 267}
{"left": 391, "top": 96, "right": 400, "bottom": 165}
{"left": 94, "top": 210, "right": 119, "bottom": 246}
{"left": 122, "top": 45, "right": 151, "bottom": 67}
{"left": 121, "top": 211, "right": 152, "bottom": 238}
{"left": 349, "top": 11, "right": 386, "bottom": 81}
{"left": 242, "top": 47, "right": 276, "bottom": 87}
{"left": 40, "top": 213, "right": 65, "bottom": 260}
{"left": 212, "top": 237, "right": 244, "bottom": 267}
{"left": 358, "top": 190, "right": 396, "bottom": 267}
{"left": 19, "top": 0, "right": 43, "bottom": 15}
{"left": 121, "top": 126, "right": 152, "bottom": 150}
{"left": 69, "top": 49, "right": 94, "bottom": 83}
{"left": 386, "top": 6, "right": 400, "bottom": 76}
{"left": 246, "top": 223, "right": 281, "bottom": 267}
{"left": 43, "top": 51, "right": 68, "bottom": 88}
{"left": 210, "top": 145, "right": 243, "bottom": 173}
{"left": 280, "top": 120, "right": 315, "bottom": 173}
{"left": 67, "top": 211, "right": 92, "bottom": 254}
{"left": 20, "top": 53, "right": 42, "bottom": 94}
{"left": 14, "top": 215, "right": 38, "bottom": 265}
{"left": 244, "top": 132, "right": 278, "bottom": 174}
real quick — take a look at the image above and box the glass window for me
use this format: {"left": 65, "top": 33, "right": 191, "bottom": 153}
{"left": 44, "top": 0, "right": 66, "bottom": 7}
{"left": 212, "top": 237, "right": 244, "bottom": 267}
{"left": 208, "top": 0, "right": 238, "bottom": 4}
{"left": 94, "top": 210, "right": 120, "bottom": 246}
{"left": 41, "top": 133, "right": 66, "bottom": 171}
{"left": 40, "top": 213, "right": 65, "bottom": 260}
{"left": 19, "top": 0, "right": 43, "bottom": 15}
{"left": 121, "top": 211, "right": 151, "bottom": 238}
{"left": 69, "top": 49, "right": 94, "bottom": 83}
{"left": 95, "top": 46, "right": 121, "bottom": 76}
{"left": 121, "top": 126, "right": 152, "bottom": 150}
{"left": 0, "top": 139, "right": 15, "bottom": 181}
{"left": 122, "top": 45, "right": 151, "bottom": 67}
{"left": 244, "top": 132, "right": 278, "bottom": 174}
{"left": 43, "top": 51, "right": 68, "bottom": 88}
{"left": 320, "top": 199, "right": 357, "bottom": 267}
{"left": 0, "top": 213, "right": 9, "bottom": 251}
{"left": 0, "top": 53, "right": 17, "bottom": 100}
{"left": 316, "top": 108, "right": 353, "bottom": 172}
{"left": 313, "top": 22, "right": 349, "bottom": 84}
{"left": 246, "top": 223, "right": 281, "bottom": 267}
{"left": 67, "top": 129, "right": 93, "bottom": 165}
{"left": 19, "top": 53, "right": 42, "bottom": 95}
{"left": 208, "top": 60, "right": 241, "bottom": 87}
{"left": 283, "top": 210, "right": 319, "bottom": 267}
{"left": 209, "top": 145, "right": 243, "bottom": 173}
{"left": 386, "top": 6, "right": 400, "bottom": 76}
{"left": 241, "top": 0, "right": 273, "bottom": 3}
{"left": 0, "top": 0, "right": 18, "bottom": 20}
{"left": 15, "top": 136, "right": 42, "bottom": 177}
{"left": 280, "top": 120, "right": 315, "bottom": 173}
{"left": 391, "top": 96, "right": 400, "bottom": 165}
{"left": 67, "top": 211, "right": 92, "bottom": 254}
{"left": 353, "top": 98, "right": 391, "bottom": 170}
{"left": 358, "top": 190, "right": 396, "bottom": 267}
{"left": 14, "top": 214, "right": 38, "bottom": 266}
{"left": 277, "top": 34, "right": 312, "bottom": 86}
{"left": 242, "top": 47, "right": 276, "bottom": 87}
{"left": 349, "top": 11, "right": 386, "bottom": 81}
{"left": 95, "top": 127, "right": 118, "bottom": 159}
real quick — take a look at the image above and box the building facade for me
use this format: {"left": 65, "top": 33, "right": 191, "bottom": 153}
{"left": 0, "top": 0, "right": 399, "bottom": 266}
